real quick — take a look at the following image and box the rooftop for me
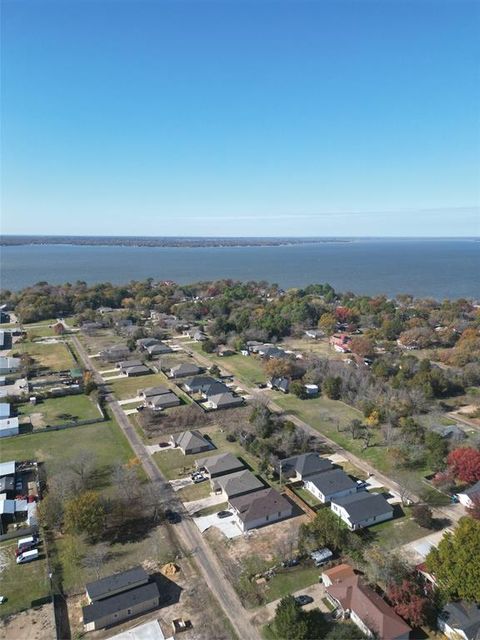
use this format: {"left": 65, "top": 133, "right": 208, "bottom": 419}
{"left": 332, "top": 491, "right": 393, "bottom": 524}
{"left": 83, "top": 582, "right": 159, "bottom": 625}
{"left": 229, "top": 487, "right": 291, "bottom": 523}
{"left": 195, "top": 452, "right": 244, "bottom": 476}
{"left": 306, "top": 469, "right": 357, "bottom": 495}
{"left": 280, "top": 453, "right": 333, "bottom": 478}
{"left": 86, "top": 566, "right": 149, "bottom": 601}
{"left": 212, "top": 469, "right": 264, "bottom": 497}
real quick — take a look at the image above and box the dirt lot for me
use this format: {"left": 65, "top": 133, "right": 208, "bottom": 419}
{"left": 67, "top": 557, "right": 234, "bottom": 640}
{"left": 206, "top": 510, "right": 308, "bottom": 569}
{"left": 0, "top": 604, "right": 55, "bottom": 640}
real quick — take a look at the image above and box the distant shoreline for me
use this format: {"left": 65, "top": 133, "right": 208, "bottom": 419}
{"left": 0, "top": 236, "right": 352, "bottom": 248}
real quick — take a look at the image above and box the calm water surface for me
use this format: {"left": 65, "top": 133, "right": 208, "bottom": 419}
{"left": 1, "top": 239, "right": 479, "bottom": 299}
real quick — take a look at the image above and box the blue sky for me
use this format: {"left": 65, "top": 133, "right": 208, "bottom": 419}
{"left": 2, "top": 0, "right": 479, "bottom": 237}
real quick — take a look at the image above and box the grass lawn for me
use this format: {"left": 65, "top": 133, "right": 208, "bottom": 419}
{"left": 25, "top": 325, "right": 57, "bottom": 339}
{"left": 0, "top": 540, "right": 50, "bottom": 617}
{"left": 366, "top": 506, "right": 429, "bottom": 550}
{"left": 108, "top": 372, "right": 173, "bottom": 400}
{"left": 14, "top": 340, "right": 75, "bottom": 371}
{"left": 177, "top": 481, "right": 211, "bottom": 502}
{"left": 18, "top": 394, "right": 102, "bottom": 427}
{"left": 192, "top": 501, "right": 229, "bottom": 517}
{"left": 263, "top": 565, "right": 320, "bottom": 604}
{"left": 293, "top": 486, "right": 321, "bottom": 508}
{"left": 57, "top": 525, "right": 177, "bottom": 595}
{"left": 0, "top": 419, "right": 134, "bottom": 479}
{"left": 153, "top": 427, "right": 264, "bottom": 481}
{"left": 189, "top": 344, "right": 266, "bottom": 386}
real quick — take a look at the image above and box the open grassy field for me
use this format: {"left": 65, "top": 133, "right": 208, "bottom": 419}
{"left": 14, "top": 340, "right": 75, "bottom": 371}
{"left": 0, "top": 540, "right": 50, "bottom": 618}
{"left": 107, "top": 371, "right": 172, "bottom": 400}
{"left": 0, "top": 419, "right": 134, "bottom": 478}
{"left": 153, "top": 426, "right": 264, "bottom": 481}
{"left": 18, "top": 394, "right": 102, "bottom": 427}
{"left": 177, "top": 481, "right": 211, "bottom": 502}
{"left": 77, "top": 330, "right": 123, "bottom": 355}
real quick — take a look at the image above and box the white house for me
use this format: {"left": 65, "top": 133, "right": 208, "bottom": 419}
{"left": 304, "top": 469, "right": 357, "bottom": 503}
{"left": 0, "top": 403, "right": 11, "bottom": 418}
{"left": 438, "top": 601, "right": 480, "bottom": 640}
{"left": 330, "top": 491, "right": 393, "bottom": 530}
{"left": 0, "top": 357, "right": 20, "bottom": 375}
{"left": 0, "top": 417, "right": 19, "bottom": 438}
{"left": 229, "top": 488, "right": 293, "bottom": 532}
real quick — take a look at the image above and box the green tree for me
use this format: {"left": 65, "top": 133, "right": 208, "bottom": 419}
{"left": 37, "top": 492, "right": 64, "bottom": 531}
{"left": 323, "top": 376, "right": 342, "bottom": 400}
{"left": 201, "top": 339, "right": 215, "bottom": 353}
{"left": 290, "top": 381, "right": 307, "bottom": 399}
{"left": 299, "top": 509, "right": 348, "bottom": 553}
{"left": 318, "top": 313, "right": 337, "bottom": 336}
{"left": 273, "top": 596, "right": 308, "bottom": 640}
{"left": 412, "top": 504, "right": 434, "bottom": 529}
{"left": 64, "top": 491, "right": 105, "bottom": 542}
{"left": 426, "top": 517, "right": 480, "bottom": 601}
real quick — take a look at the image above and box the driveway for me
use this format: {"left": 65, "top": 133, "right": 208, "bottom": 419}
{"left": 118, "top": 396, "right": 142, "bottom": 405}
{"left": 401, "top": 529, "right": 452, "bottom": 563}
{"left": 145, "top": 442, "right": 174, "bottom": 454}
{"left": 249, "top": 582, "right": 329, "bottom": 626}
{"left": 169, "top": 476, "right": 194, "bottom": 491}
{"left": 193, "top": 512, "right": 243, "bottom": 539}
{"left": 184, "top": 492, "right": 225, "bottom": 515}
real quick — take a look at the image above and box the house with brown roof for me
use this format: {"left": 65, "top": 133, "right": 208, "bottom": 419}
{"left": 325, "top": 567, "right": 411, "bottom": 640}
{"left": 229, "top": 487, "right": 293, "bottom": 531}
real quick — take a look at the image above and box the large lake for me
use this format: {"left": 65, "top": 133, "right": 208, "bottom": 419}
{"left": 1, "top": 239, "right": 479, "bottom": 299}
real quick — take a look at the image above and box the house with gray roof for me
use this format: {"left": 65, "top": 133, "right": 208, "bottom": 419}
{"left": 136, "top": 338, "right": 160, "bottom": 349}
{"left": 123, "top": 365, "right": 150, "bottom": 377}
{"left": 86, "top": 566, "right": 149, "bottom": 602}
{"left": 146, "top": 342, "right": 172, "bottom": 356}
{"left": 139, "top": 385, "right": 170, "bottom": 398}
{"left": 169, "top": 362, "right": 201, "bottom": 378}
{"left": 267, "top": 377, "right": 290, "bottom": 393}
{"left": 117, "top": 359, "right": 143, "bottom": 370}
{"left": 171, "top": 430, "right": 212, "bottom": 455}
{"left": 144, "top": 392, "right": 180, "bottom": 410}
{"left": 438, "top": 600, "right": 480, "bottom": 640}
{"left": 83, "top": 568, "right": 159, "bottom": 631}
{"left": 212, "top": 469, "right": 265, "bottom": 500}
{"left": 100, "top": 345, "right": 131, "bottom": 362}
{"left": 331, "top": 491, "right": 393, "bottom": 530}
{"left": 304, "top": 469, "right": 357, "bottom": 503}
{"left": 195, "top": 452, "right": 245, "bottom": 478}
{"left": 0, "top": 357, "right": 20, "bottom": 375}
{"left": 229, "top": 487, "right": 293, "bottom": 531}
{"left": 279, "top": 453, "right": 333, "bottom": 481}
{"left": 205, "top": 391, "right": 244, "bottom": 410}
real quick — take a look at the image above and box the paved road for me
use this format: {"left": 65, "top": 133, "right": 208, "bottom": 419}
{"left": 184, "top": 345, "right": 462, "bottom": 525}
{"left": 72, "top": 336, "right": 259, "bottom": 640}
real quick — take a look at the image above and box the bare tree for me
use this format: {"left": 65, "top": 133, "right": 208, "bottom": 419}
{"left": 69, "top": 449, "right": 98, "bottom": 491}
{"left": 82, "top": 542, "right": 110, "bottom": 579}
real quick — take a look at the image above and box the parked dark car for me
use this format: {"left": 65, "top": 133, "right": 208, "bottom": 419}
{"left": 295, "top": 595, "right": 314, "bottom": 607}
{"left": 281, "top": 558, "right": 300, "bottom": 568}
{"left": 217, "top": 511, "right": 232, "bottom": 519}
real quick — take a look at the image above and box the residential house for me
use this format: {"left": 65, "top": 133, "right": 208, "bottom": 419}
{"left": 0, "top": 403, "right": 10, "bottom": 418}
{"left": 100, "top": 345, "right": 131, "bottom": 362}
{"left": 229, "top": 487, "right": 293, "bottom": 531}
{"left": 83, "top": 566, "right": 160, "bottom": 632}
{"left": 456, "top": 481, "right": 480, "bottom": 509}
{"left": 212, "top": 469, "right": 264, "bottom": 500}
{"left": 169, "top": 362, "right": 201, "bottom": 378}
{"left": 170, "top": 430, "right": 212, "bottom": 455}
{"left": 183, "top": 376, "right": 229, "bottom": 397}
{"left": 304, "top": 469, "right": 357, "bottom": 503}
{"left": 138, "top": 386, "right": 170, "bottom": 399}
{"left": 136, "top": 338, "right": 160, "bottom": 349}
{"left": 330, "top": 334, "right": 351, "bottom": 353}
{"left": 116, "top": 359, "right": 143, "bottom": 370}
{"left": 0, "top": 417, "right": 19, "bottom": 438}
{"left": 144, "top": 392, "right": 180, "bottom": 410}
{"left": 145, "top": 342, "right": 172, "bottom": 356}
{"left": 330, "top": 491, "right": 394, "bottom": 530}
{"left": 0, "top": 357, "right": 20, "bottom": 375}
{"left": 279, "top": 453, "right": 333, "bottom": 482}
{"left": 267, "top": 377, "right": 289, "bottom": 393}
{"left": 195, "top": 453, "right": 245, "bottom": 478}
{"left": 431, "top": 424, "right": 466, "bottom": 441}
{"left": 321, "top": 563, "right": 356, "bottom": 587}
{"left": 205, "top": 391, "right": 244, "bottom": 410}
{"left": 123, "top": 365, "right": 150, "bottom": 377}
{"left": 0, "top": 311, "right": 10, "bottom": 324}
{"left": 438, "top": 601, "right": 480, "bottom": 640}
{"left": 325, "top": 568, "right": 411, "bottom": 640}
